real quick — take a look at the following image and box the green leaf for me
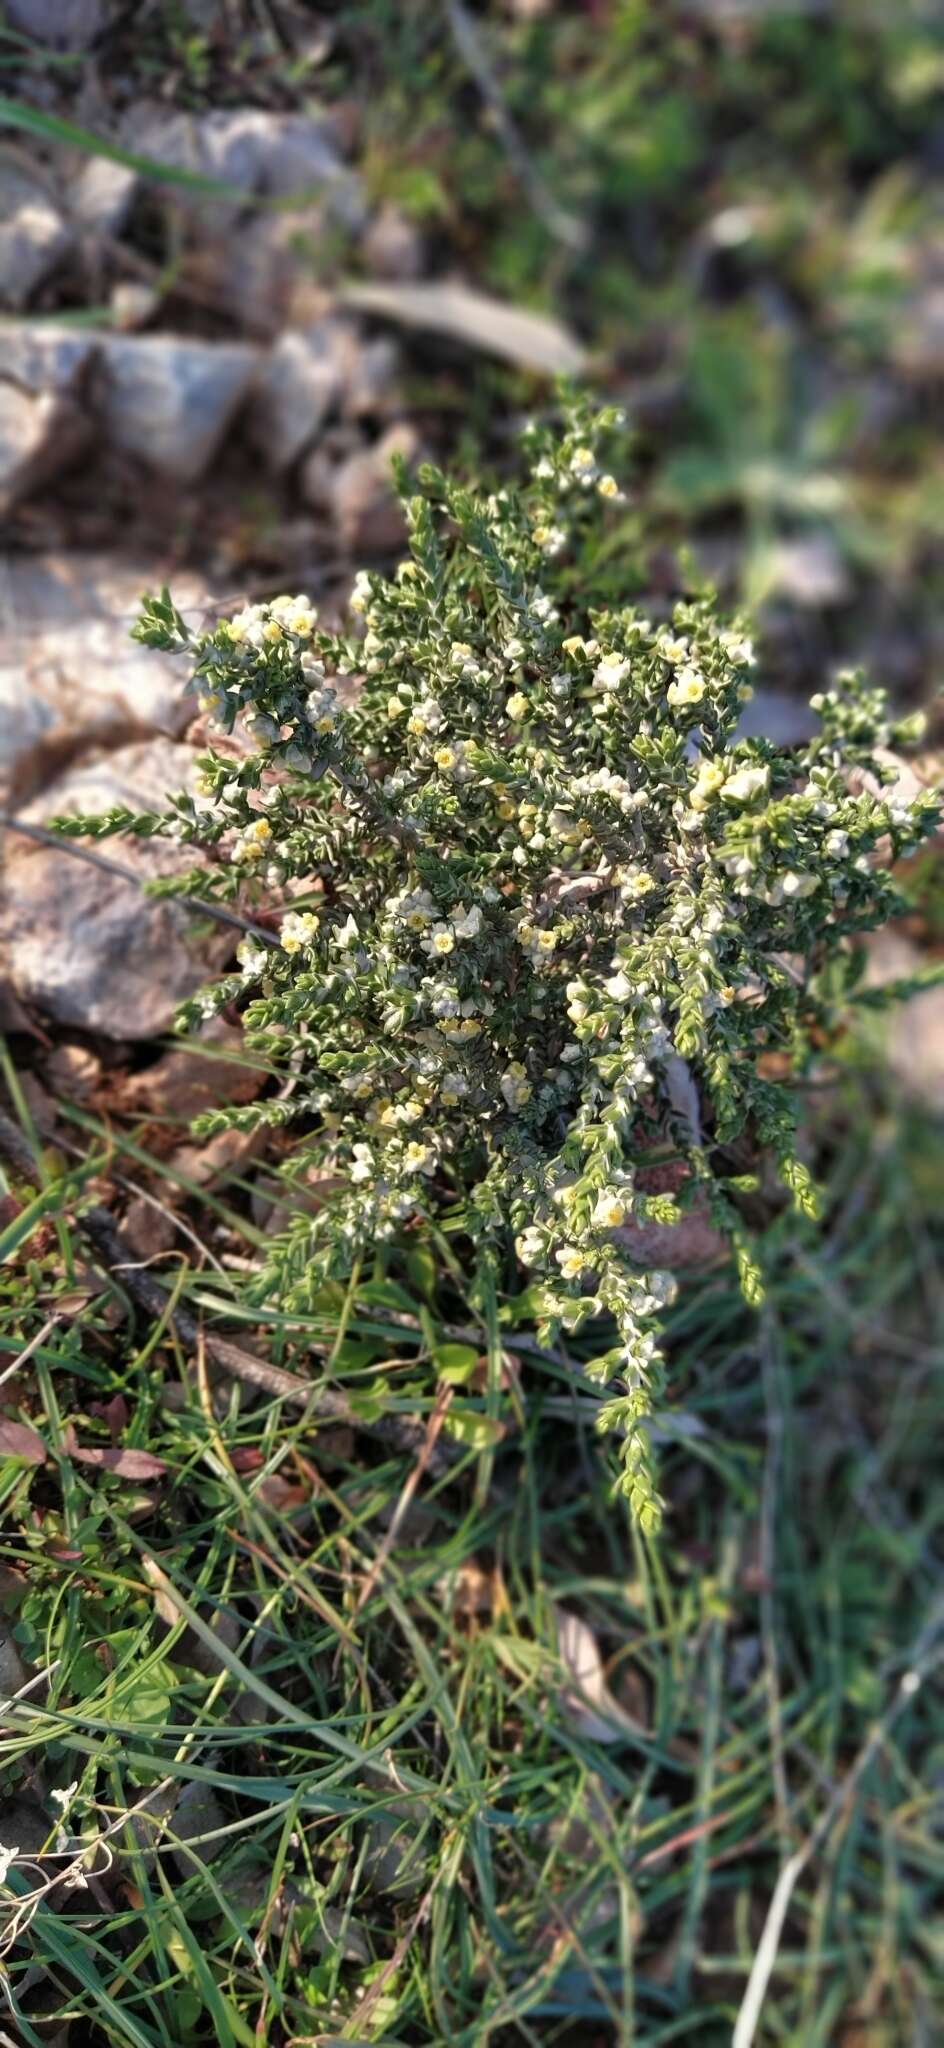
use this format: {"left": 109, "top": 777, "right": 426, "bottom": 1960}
{"left": 432, "top": 1342, "right": 481, "bottom": 1384}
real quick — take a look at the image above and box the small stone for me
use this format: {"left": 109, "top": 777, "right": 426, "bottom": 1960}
{"left": 0, "top": 380, "right": 89, "bottom": 517}
{"left": 0, "top": 739, "right": 233, "bottom": 1038}
{"left": 320, "top": 422, "right": 418, "bottom": 554}
{"left": 343, "top": 335, "right": 400, "bottom": 420}
{"left": 5, "top": 0, "right": 104, "bottom": 46}
{"left": 126, "top": 1016, "right": 261, "bottom": 1119}
{"left": 109, "top": 281, "right": 160, "bottom": 331}
{"left": 120, "top": 1196, "right": 178, "bottom": 1262}
{"left": 248, "top": 322, "right": 349, "bottom": 471}
{"left": 71, "top": 155, "right": 138, "bottom": 237}
{"left": 0, "top": 320, "right": 98, "bottom": 393}
{"left": 0, "top": 163, "right": 72, "bottom": 311}
{"left": 764, "top": 535, "right": 850, "bottom": 609}
{"left": 97, "top": 334, "right": 259, "bottom": 483}
{"left": 44, "top": 1042, "right": 102, "bottom": 1102}
{"left": 361, "top": 202, "right": 425, "bottom": 280}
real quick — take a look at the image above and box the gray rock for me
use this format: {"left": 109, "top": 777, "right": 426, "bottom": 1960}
{"left": 0, "top": 554, "right": 209, "bottom": 803}
{"left": 1, "top": 739, "right": 233, "bottom": 1037}
{"left": 735, "top": 687, "right": 816, "bottom": 748}
{"left": 248, "top": 320, "right": 349, "bottom": 470}
{"left": 129, "top": 105, "right": 366, "bottom": 232}
{"left": 344, "top": 334, "right": 400, "bottom": 420}
{"left": 319, "top": 421, "right": 418, "bottom": 553}
{"left": 0, "top": 319, "right": 98, "bottom": 393}
{"left": 0, "top": 379, "right": 89, "bottom": 517}
{"left": 97, "top": 334, "right": 259, "bottom": 482}
{"left": 5, "top": 0, "right": 103, "bottom": 47}
{"left": 0, "top": 163, "right": 72, "bottom": 310}
{"left": 361, "top": 202, "right": 425, "bottom": 281}
{"left": 764, "top": 534, "right": 850, "bottom": 609}
{"left": 71, "top": 154, "right": 138, "bottom": 237}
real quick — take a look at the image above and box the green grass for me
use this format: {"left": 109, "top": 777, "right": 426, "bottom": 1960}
{"left": 0, "top": 1043, "right": 941, "bottom": 2045}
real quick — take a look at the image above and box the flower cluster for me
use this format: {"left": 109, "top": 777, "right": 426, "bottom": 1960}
{"left": 96, "top": 401, "right": 937, "bottom": 1528}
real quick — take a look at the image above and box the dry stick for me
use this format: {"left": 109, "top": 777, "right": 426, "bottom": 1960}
{"left": 0, "top": 1110, "right": 452, "bottom": 1468}
{"left": 0, "top": 814, "right": 280, "bottom": 948}
{"left": 443, "top": 0, "right": 588, "bottom": 252}
{"left": 760, "top": 1310, "right": 791, "bottom": 1854}
{"left": 732, "top": 1589, "right": 944, "bottom": 2048}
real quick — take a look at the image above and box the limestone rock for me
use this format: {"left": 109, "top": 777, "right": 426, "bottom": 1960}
{"left": 248, "top": 321, "right": 349, "bottom": 471}
{"left": 96, "top": 334, "right": 259, "bottom": 482}
{"left": 5, "top": 0, "right": 104, "bottom": 45}
{"left": 0, "top": 163, "right": 72, "bottom": 311}
{"left": 0, "top": 320, "right": 98, "bottom": 394}
{"left": 313, "top": 421, "right": 418, "bottom": 554}
{"left": 0, "top": 739, "right": 232, "bottom": 1037}
{"left": 129, "top": 105, "right": 367, "bottom": 231}
{"left": 0, "top": 554, "right": 208, "bottom": 802}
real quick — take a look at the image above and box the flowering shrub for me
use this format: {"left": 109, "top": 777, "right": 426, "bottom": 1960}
{"left": 64, "top": 403, "right": 938, "bottom": 1528}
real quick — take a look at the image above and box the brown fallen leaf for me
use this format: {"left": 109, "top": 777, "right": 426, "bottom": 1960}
{"left": 0, "top": 1420, "right": 47, "bottom": 1465}
{"left": 337, "top": 279, "right": 587, "bottom": 375}
{"left": 62, "top": 1425, "right": 166, "bottom": 1480}
{"left": 554, "top": 1605, "right": 646, "bottom": 1744}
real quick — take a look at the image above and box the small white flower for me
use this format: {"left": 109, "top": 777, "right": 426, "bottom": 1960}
{"left": 350, "top": 1144, "right": 373, "bottom": 1183}
{"left": 667, "top": 667, "right": 706, "bottom": 707}
{"left": 0, "top": 1843, "right": 18, "bottom": 1886}
{"left": 500, "top": 1062, "right": 532, "bottom": 1111}
{"left": 555, "top": 1245, "right": 586, "bottom": 1279}
{"left": 721, "top": 765, "right": 770, "bottom": 805}
{"left": 516, "top": 1227, "right": 545, "bottom": 1265}
{"left": 593, "top": 650, "right": 630, "bottom": 690}
{"left": 605, "top": 970, "right": 634, "bottom": 1002}
{"left": 451, "top": 904, "right": 483, "bottom": 941}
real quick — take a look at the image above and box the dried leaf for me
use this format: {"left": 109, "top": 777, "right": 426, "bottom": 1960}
{"left": 338, "top": 279, "right": 586, "bottom": 375}
{"left": 62, "top": 1425, "right": 166, "bottom": 1479}
{"left": 0, "top": 1420, "right": 47, "bottom": 1465}
{"left": 554, "top": 1606, "right": 644, "bottom": 1744}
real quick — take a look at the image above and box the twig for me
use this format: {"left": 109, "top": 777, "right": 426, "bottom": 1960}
{"left": 442, "top": 0, "right": 587, "bottom": 252}
{"left": 0, "top": 814, "right": 279, "bottom": 948}
{"left": 732, "top": 1589, "right": 944, "bottom": 2048}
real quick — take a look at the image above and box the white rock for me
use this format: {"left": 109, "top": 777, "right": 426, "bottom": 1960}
{"left": 0, "top": 380, "right": 89, "bottom": 517}
{"left": 97, "top": 334, "right": 259, "bottom": 482}
{"left": 0, "top": 323, "right": 258, "bottom": 484}
{"left": 0, "top": 739, "right": 232, "bottom": 1037}
{"left": 247, "top": 321, "right": 350, "bottom": 470}
{"left": 5, "top": 0, "right": 103, "bottom": 47}
{"left": 0, "top": 320, "right": 98, "bottom": 392}
{"left": 0, "top": 163, "right": 72, "bottom": 311}
{"left": 0, "top": 555, "right": 209, "bottom": 802}
{"left": 764, "top": 535, "right": 850, "bottom": 609}
{"left": 71, "top": 155, "right": 138, "bottom": 237}
{"left": 360, "top": 203, "right": 424, "bottom": 281}
{"left": 129, "top": 106, "right": 366, "bottom": 231}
